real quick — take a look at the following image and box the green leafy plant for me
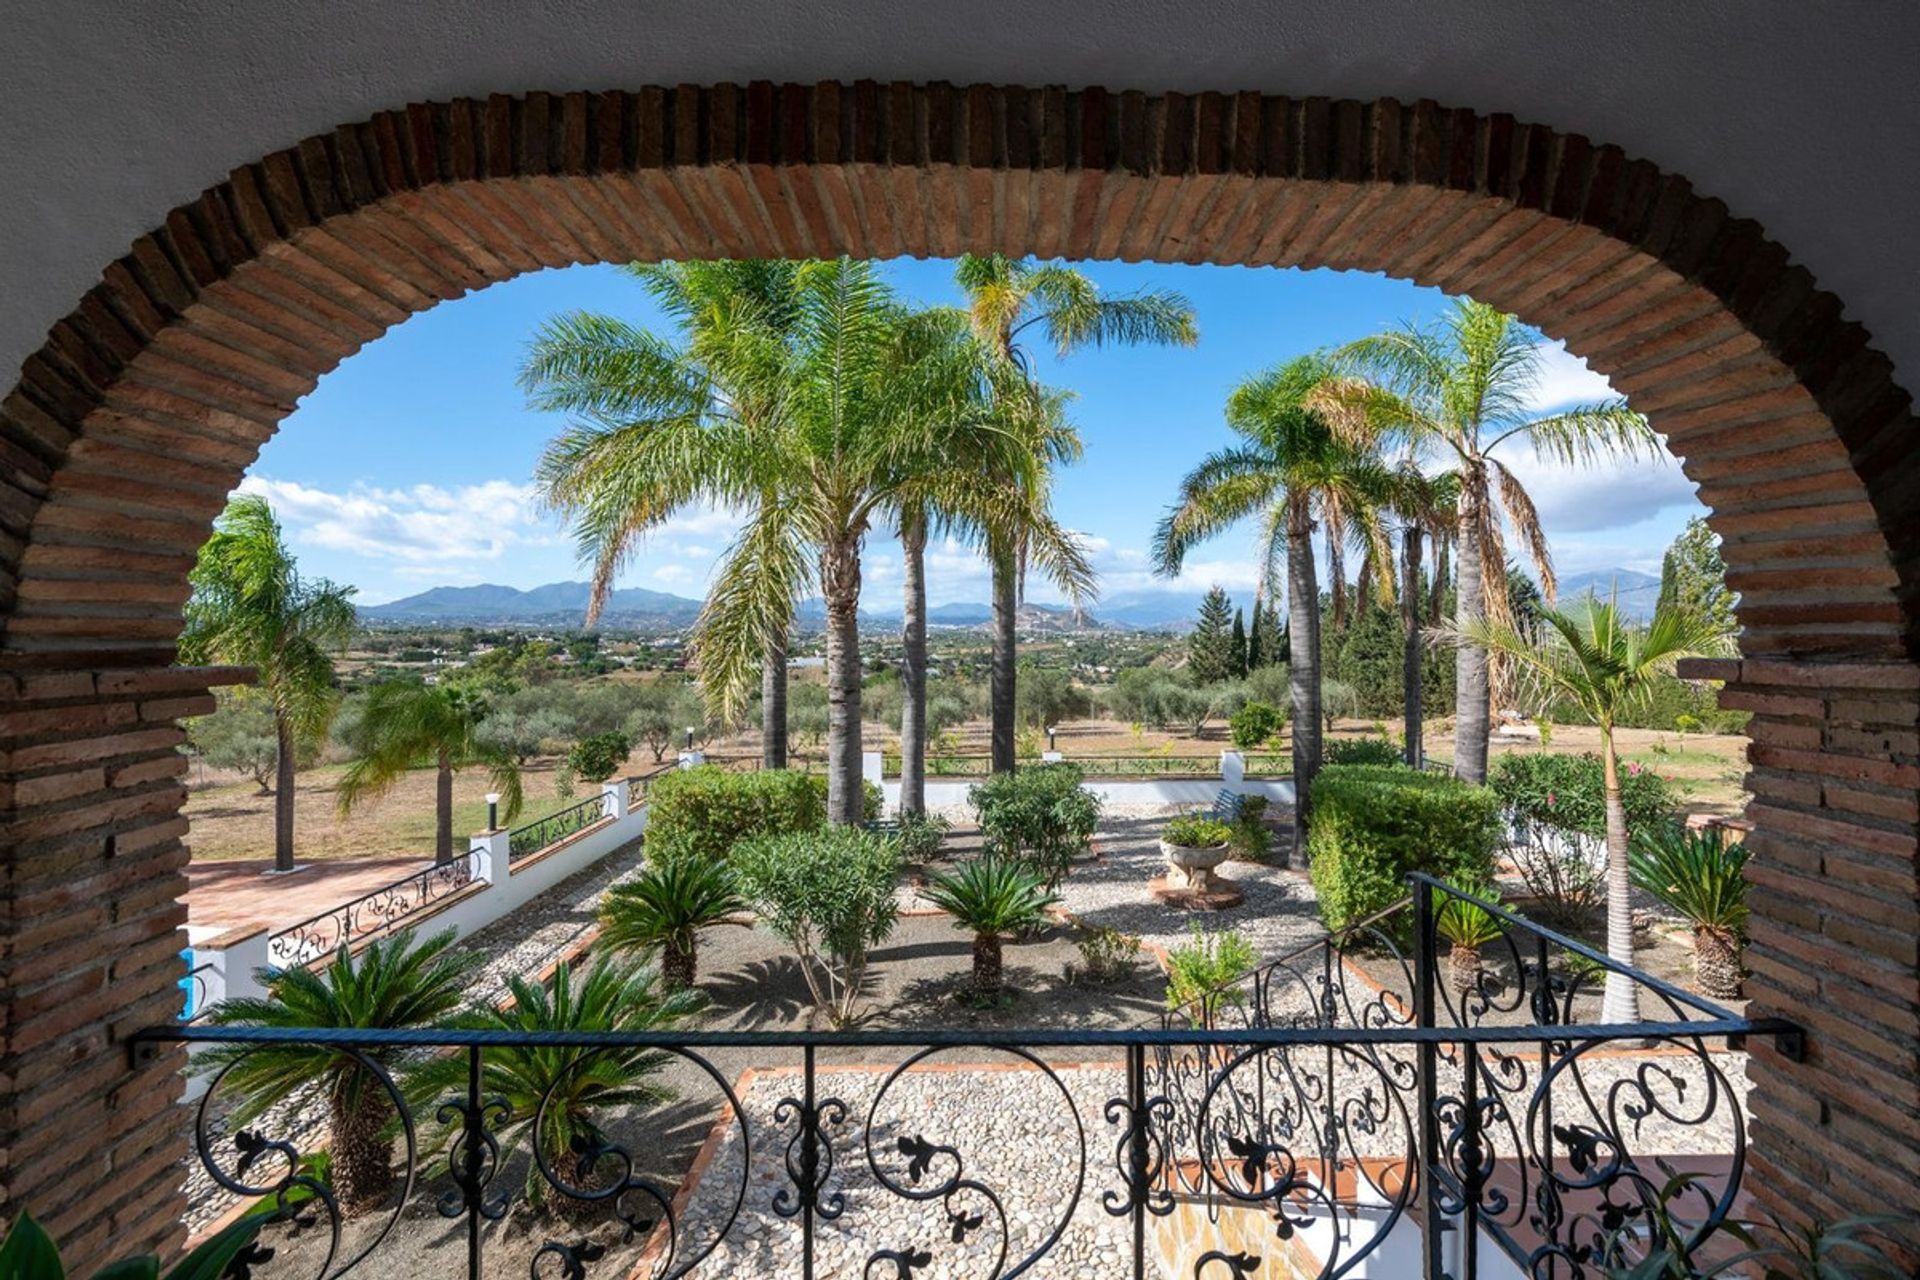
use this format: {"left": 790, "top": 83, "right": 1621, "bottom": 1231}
{"left": 558, "top": 729, "right": 631, "bottom": 796}
{"left": 1323, "top": 735, "right": 1403, "bottom": 767}
{"left": 644, "top": 766, "right": 825, "bottom": 867}
{"left": 203, "top": 927, "right": 483, "bottom": 1214}
{"left": 1434, "top": 884, "right": 1506, "bottom": 996}
{"left": 1606, "top": 1172, "right": 1909, "bottom": 1279}
{"left": 598, "top": 858, "right": 746, "bottom": 988}
{"left": 1163, "top": 813, "right": 1233, "bottom": 848}
{"left": 1534, "top": 716, "right": 1554, "bottom": 746}
{"left": 411, "top": 956, "right": 699, "bottom": 1213}
{"left": 1073, "top": 926, "right": 1143, "bottom": 984}
{"left": 969, "top": 763, "right": 1101, "bottom": 887}
{"left": 1164, "top": 922, "right": 1259, "bottom": 1024}
{"left": 733, "top": 827, "right": 902, "bottom": 1026}
{"left": 1306, "top": 764, "right": 1502, "bottom": 934}
{"left": 1629, "top": 826, "right": 1750, "bottom": 1000}
{"left": 1228, "top": 793, "right": 1272, "bottom": 863}
{"left": 894, "top": 810, "right": 952, "bottom": 863}
{"left": 1491, "top": 752, "right": 1678, "bottom": 930}
{"left": 922, "top": 857, "right": 1060, "bottom": 1000}
{"left": 1673, "top": 713, "right": 1702, "bottom": 736}
{"left": 0, "top": 1211, "right": 263, "bottom": 1280}
{"left": 1229, "top": 701, "right": 1285, "bottom": 750}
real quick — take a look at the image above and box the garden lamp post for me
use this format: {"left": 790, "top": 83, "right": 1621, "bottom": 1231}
{"left": 685, "top": 726, "right": 696, "bottom": 751}
{"left": 485, "top": 792, "right": 500, "bottom": 831}
{"left": 1046, "top": 725, "right": 1058, "bottom": 753}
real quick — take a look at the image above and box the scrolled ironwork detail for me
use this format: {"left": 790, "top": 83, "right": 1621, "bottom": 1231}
{"left": 267, "top": 858, "right": 477, "bottom": 969}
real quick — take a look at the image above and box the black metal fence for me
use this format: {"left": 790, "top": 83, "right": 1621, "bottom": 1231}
{"left": 265, "top": 858, "right": 477, "bottom": 969}
{"left": 507, "top": 793, "right": 611, "bottom": 862}
{"left": 146, "top": 876, "right": 1792, "bottom": 1280}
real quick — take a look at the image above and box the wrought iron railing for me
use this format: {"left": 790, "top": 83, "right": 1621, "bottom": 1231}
{"left": 142, "top": 874, "right": 1793, "bottom": 1280}
{"left": 507, "top": 794, "right": 610, "bottom": 862}
{"left": 179, "top": 960, "right": 217, "bottom": 1022}
{"left": 266, "top": 858, "right": 477, "bottom": 969}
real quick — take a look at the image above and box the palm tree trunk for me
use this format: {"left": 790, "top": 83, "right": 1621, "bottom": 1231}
{"left": 1287, "top": 494, "right": 1323, "bottom": 860}
{"left": 1327, "top": 526, "right": 1347, "bottom": 632}
{"left": 1429, "top": 535, "right": 1448, "bottom": 626}
{"left": 899, "top": 509, "right": 929, "bottom": 816}
{"left": 435, "top": 748, "right": 454, "bottom": 865}
{"left": 989, "top": 540, "right": 1017, "bottom": 776}
{"left": 663, "top": 937, "right": 697, "bottom": 989}
{"left": 273, "top": 710, "right": 297, "bottom": 873}
{"left": 972, "top": 932, "right": 1004, "bottom": 999}
{"left": 1599, "top": 728, "right": 1641, "bottom": 1022}
{"left": 822, "top": 534, "right": 866, "bottom": 825}
{"left": 1402, "top": 524, "right": 1423, "bottom": 768}
{"left": 329, "top": 1080, "right": 394, "bottom": 1215}
{"left": 1454, "top": 466, "right": 1492, "bottom": 784}
{"left": 761, "top": 632, "right": 788, "bottom": 770}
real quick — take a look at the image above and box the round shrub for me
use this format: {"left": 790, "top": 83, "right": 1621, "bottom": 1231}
{"left": 644, "top": 765, "right": 825, "bottom": 866}
{"left": 1306, "top": 764, "right": 1503, "bottom": 932}
{"left": 802, "top": 774, "right": 885, "bottom": 824}
{"left": 1229, "top": 701, "right": 1285, "bottom": 750}
{"left": 1489, "top": 752, "right": 1677, "bottom": 840}
{"left": 969, "top": 763, "right": 1101, "bottom": 887}
{"left": 1324, "top": 736, "right": 1403, "bottom": 767}
{"left": 732, "top": 826, "right": 901, "bottom": 1026}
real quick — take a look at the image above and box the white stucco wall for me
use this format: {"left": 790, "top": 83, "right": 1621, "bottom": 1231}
{"left": 2, "top": 3, "right": 1917, "bottom": 401}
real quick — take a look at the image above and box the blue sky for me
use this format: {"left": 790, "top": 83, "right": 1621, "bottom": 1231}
{"left": 248, "top": 259, "right": 1703, "bottom": 609}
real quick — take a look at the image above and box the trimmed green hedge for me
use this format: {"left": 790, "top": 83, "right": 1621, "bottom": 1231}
{"left": 645, "top": 766, "right": 827, "bottom": 865}
{"left": 1307, "top": 764, "right": 1502, "bottom": 932}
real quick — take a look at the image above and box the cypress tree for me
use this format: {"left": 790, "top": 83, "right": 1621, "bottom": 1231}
{"left": 1230, "top": 608, "right": 1248, "bottom": 678}
{"left": 1247, "top": 599, "right": 1266, "bottom": 671}
{"left": 1189, "top": 587, "right": 1236, "bottom": 684}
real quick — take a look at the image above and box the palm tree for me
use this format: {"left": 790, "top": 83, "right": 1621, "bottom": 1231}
{"left": 681, "top": 259, "right": 1095, "bottom": 823}
{"left": 180, "top": 495, "right": 356, "bottom": 873}
{"left": 1322, "top": 299, "right": 1658, "bottom": 783}
{"left": 522, "top": 260, "right": 804, "bottom": 769}
{"left": 921, "top": 857, "right": 1060, "bottom": 999}
{"left": 410, "top": 955, "right": 700, "bottom": 1212}
{"left": 1459, "top": 595, "right": 1728, "bottom": 1022}
{"left": 336, "top": 679, "right": 523, "bottom": 863}
{"left": 203, "top": 927, "right": 482, "bottom": 1214}
{"left": 598, "top": 857, "right": 745, "bottom": 987}
{"left": 1152, "top": 355, "right": 1395, "bottom": 852}
{"left": 954, "top": 254, "right": 1197, "bottom": 774}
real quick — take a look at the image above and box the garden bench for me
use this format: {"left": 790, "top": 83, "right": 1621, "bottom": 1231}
{"left": 1206, "top": 788, "right": 1245, "bottom": 823}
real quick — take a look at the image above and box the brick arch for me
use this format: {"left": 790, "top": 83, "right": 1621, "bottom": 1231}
{"left": 1, "top": 84, "right": 1915, "bottom": 1259}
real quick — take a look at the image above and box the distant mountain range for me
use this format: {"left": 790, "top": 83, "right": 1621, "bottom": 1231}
{"left": 360, "top": 570, "right": 1664, "bottom": 630}
{"left": 360, "top": 581, "right": 1140, "bottom": 631}
{"left": 1556, "top": 568, "right": 1661, "bottom": 621}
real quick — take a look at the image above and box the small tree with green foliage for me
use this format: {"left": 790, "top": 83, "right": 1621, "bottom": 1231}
{"left": 1229, "top": 701, "right": 1285, "bottom": 750}
{"left": 187, "top": 692, "right": 281, "bottom": 793}
{"left": 559, "top": 730, "right": 631, "bottom": 796}
{"left": 1657, "top": 515, "right": 1737, "bottom": 634}
{"left": 733, "top": 827, "right": 901, "bottom": 1026}
{"left": 1188, "top": 586, "right": 1237, "bottom": 684}
{"left": 970, "top": 763, "right": 1101, "bottom": 886}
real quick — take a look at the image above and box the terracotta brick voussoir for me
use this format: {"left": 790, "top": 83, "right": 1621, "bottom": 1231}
{"left": 1, "top": 82, "right": 1917, "bottom": 1267}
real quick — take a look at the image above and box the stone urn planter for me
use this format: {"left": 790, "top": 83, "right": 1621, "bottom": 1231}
{"left": 1160, "top": 837, "right": 1232, "bottom": 892}
{"left": 1153, "top": 815, "right": 1244, "bottom": 910}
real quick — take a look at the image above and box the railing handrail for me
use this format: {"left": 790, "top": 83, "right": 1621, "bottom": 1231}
{"left": 267, "top": 855, "right": 476, "bottom": 955}
{"left": 506, "top": 791, "right": 612, "bottom": 860}
{"left": 137, "top": 1013, "right": 1793, "bottom": 1052}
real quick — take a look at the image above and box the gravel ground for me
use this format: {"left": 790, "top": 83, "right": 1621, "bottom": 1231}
{"left": 1055, "top": 816, "right": 1325, "bottom": 959}
{"left": 673, "top": 1059, "right": 1139, "bottom": 1278}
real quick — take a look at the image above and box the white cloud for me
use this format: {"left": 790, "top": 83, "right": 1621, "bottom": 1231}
{"left": 650, "top": 563, "right": 694, "bottom": 585}
{"left": 238, "top": 475, "right": 545, "bottom": 565}
{"left": 1496, "top": 440, "right": 1697, "bottom": 533}
{"left": 1524, "top": 340, "right": 1619, "bottom": 412}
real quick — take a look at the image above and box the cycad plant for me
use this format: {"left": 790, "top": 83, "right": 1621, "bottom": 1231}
{"left": 1630, "top": 826, "right": 1750, "bottom": 1000}
{"left": 922, "top": 856, "right": 1060, "bottom": 1000}
{"left": 1459, "top": 595, "right": 1728, "bottom": 1022}
{"left": 181, "top": 495, "right": 357, "bottom": 872}
{"left": 1321, "top": 299, "right": 1659, "bottom": 783}
{"left": 336, "top": 678, "right": 523, "bottom": 864}
{"left": 597, "top": 857, "right": 746, "bottom": 988}
{"left": 412, "top": 956, "right": 700, "bottom": 1213}
{"left": 203, "top": 928, "right": 482, "bottom": 1214}
{"left": 1434, "top": 886, "right": 1506, "bottom": 997}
